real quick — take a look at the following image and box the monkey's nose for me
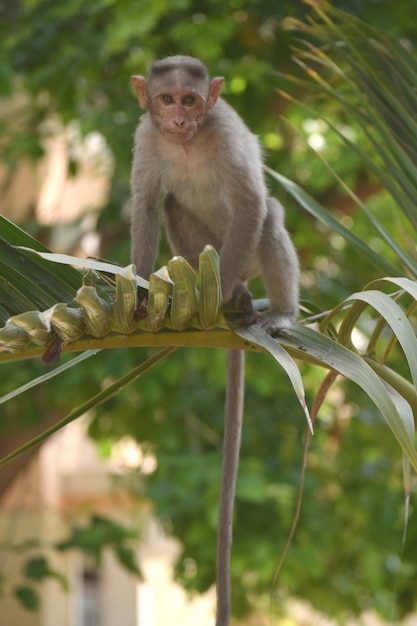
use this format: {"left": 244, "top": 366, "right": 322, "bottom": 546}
{"left": 174, "top": 118, "right": 185, "bottom": 127}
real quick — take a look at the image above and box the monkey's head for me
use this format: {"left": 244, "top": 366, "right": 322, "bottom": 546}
{"left": 132, "top": 56, "right": 224, "bottom": 144}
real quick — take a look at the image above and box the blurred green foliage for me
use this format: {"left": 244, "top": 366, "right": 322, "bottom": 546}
{"left": 3, "top": 516, "right": 140, "bottom": 612}
{"left": 1, "top": 0, "right": 417, "bottom": 622}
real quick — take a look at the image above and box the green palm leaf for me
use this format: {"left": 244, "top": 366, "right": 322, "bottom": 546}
{"left": 281, "top": 325, "right": 417, "bottom": 470}
{"left": 0, "top": 225, "right": 416, "bottom": 471}
{"left": 0, "top": 216, "right": 82, "bottom": 321}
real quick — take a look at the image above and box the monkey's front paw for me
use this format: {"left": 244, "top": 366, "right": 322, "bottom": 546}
{"left": 229, "top": 284, "right": 253, "bottom": 315}
{"left": 134, "top": 295, "right": 148, "bottom": 321}
{"left": 256, "top": 313, "right": 294, "bottom": 335}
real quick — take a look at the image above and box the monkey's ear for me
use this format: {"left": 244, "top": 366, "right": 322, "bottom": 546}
{"left": 131, "top": 76, "right": 149, "bottom": 109}
{"left": 208, "top": 77, "right": 224, "bottom": 108}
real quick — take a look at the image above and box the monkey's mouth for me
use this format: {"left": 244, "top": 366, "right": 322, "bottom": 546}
{"left": 165, "top": 130, "right": 195, "bottom": 143}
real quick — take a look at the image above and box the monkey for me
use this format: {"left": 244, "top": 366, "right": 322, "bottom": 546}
{"left": 129, "top": 55, "right": 299, "bottom": 626}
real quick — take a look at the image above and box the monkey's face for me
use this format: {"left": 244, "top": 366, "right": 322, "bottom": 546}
{"left": 132, "top": 68, "right": 223, "bottom": 144}
{"left": 150, "top": 90, "right": 208, "bottom": 144}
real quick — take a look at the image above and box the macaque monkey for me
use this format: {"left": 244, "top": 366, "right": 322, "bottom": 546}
{"left": 129, "top": 55, "right": 299, "bottom": 626}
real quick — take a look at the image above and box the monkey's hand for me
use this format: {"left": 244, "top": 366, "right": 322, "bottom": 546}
{"left": 223, "top": 283, "right": 260, "bottom": 326}
{"left": 134, "top": 293, "right": 148, "bottom": 321}
{"left": 228, "top": 283, "right": 253, "bottom": 315}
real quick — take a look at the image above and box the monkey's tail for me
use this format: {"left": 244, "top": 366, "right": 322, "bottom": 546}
{"left": 216, "top": 349, "right": 245, "bottom": 626}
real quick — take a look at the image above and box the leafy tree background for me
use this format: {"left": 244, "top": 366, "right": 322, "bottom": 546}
{"left": 1, "top": 0, "right": 417, "bottom": 621}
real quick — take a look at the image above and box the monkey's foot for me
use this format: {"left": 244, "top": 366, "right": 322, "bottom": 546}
{"left": 256, "top": 312, "right": 294, "bottom": 335}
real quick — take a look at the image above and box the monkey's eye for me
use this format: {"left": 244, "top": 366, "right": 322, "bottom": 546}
{"left": 161, "top": 94, "right": 174, "bottom": 104}
{"left": 183, "top": 95, "right": 196, "bottom": 106}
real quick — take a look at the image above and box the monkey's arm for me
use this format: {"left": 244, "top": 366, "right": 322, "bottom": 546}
{"left": 218, "top": 178, "right": 266, "bottom": 305}
{"left": 130, "top": 128, "right": 162, "bottom": 279}
{"left": 130, "top": 200, "right": 160, "bottom": 280}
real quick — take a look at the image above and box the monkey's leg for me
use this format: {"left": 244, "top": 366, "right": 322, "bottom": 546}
{"left": 216, "top": 349, "right": 245, "bottom": 626}
{"left": 164, "top": 195, "right": 221, "bottom": 266}
{"left": 257, "top": 198, "right": 299, "bottom": 332}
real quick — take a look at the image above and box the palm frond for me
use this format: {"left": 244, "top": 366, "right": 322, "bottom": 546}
{"left": 280, "top": 1, "right": 417, "bottom": 275}
{"left": 1, "top": 231, "right": 416, "bottom": 470}
{"left": 0, "top": 216, "right": 82, "bottom": 322}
